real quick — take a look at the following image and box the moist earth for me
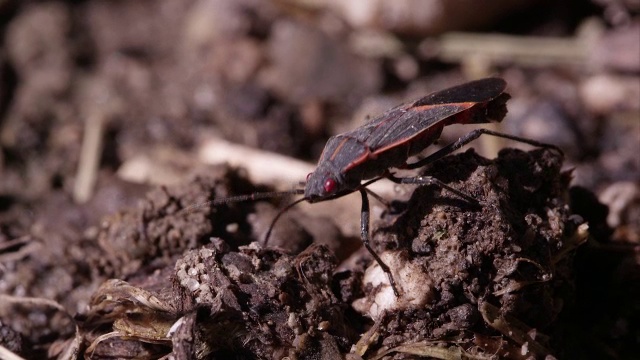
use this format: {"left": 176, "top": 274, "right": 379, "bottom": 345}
{"left": 5, "top": 147, "right": 587, "bottom": 359}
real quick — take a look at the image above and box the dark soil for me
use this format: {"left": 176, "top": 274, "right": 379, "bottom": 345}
{"left": 1, "top": 1, "right": 638, "bottom": 359}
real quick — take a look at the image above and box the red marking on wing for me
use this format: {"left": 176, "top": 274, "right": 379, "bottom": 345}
{"left": 410, "top": 101, "right": 475, "bottom": 114}
{"left": 329, "top": 137, "right": 350, "bottom": 162}
{"left": 345, "top": 147, "right": 373, "bottom": 169}
{"left": 368, "top": 101, "right": 476, "bottom": 156}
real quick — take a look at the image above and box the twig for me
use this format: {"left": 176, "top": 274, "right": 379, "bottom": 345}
{"left": 74, "top": 112, "right": 105, "bottom": 203}
{"left": 438, "top": 32, "right": 590, "bottom": 67}
{"left": 0, "top": 345, "right": 26, "bottom": 360}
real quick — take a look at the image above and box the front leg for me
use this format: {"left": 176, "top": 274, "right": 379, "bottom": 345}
{"left": 359, "top": 189, "right": 400, "bottom": 297}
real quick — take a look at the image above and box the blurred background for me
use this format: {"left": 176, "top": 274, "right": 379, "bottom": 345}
{"left": 0, "top": 0, "right": 638, "bottom": 358}
{"left": 0, "top": 0, "right": 638, "bottom": 198}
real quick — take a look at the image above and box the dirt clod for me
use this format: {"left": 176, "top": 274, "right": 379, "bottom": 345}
{"left": 95, "top": 167, "right": 259, "bottom": 278}
{"left": 352, "top": 148, "right": 581, "bottom": 358}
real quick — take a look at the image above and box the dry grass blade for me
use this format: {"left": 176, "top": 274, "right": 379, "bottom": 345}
{"left": 370, "top": 341, "right": 492, "bottom": 360}
{"left": 438, "top": 32, "right": 589, "bottom": 67}
{"left": 0, "top": 236, "right": 42, "bottom": 264}
{"left": 0, "top": 294, "right": 72, "bottom": 320}
{"left": 84, "top": 280, "right": 178, "bottom": 357}
{"left": 553, "top": 223, "right": 589, "bottom": 264}
{"left": 74, "top": 112, "right": 105, "bottom": 204}
{"left": 85, "top": 332, "right": 122, "bottom": 358}
{"left": 55, "top": 329, "right": 83, "bottom": 360}
{"left": 89, "top": 279, "right": 175, "bottom": 315}
{"left": 0, "top": 345, "right": 26, "bottom": 360}
{"left": 480, "top": 302, "right": 551, "bottom": 358}
{"left": 352, "top": 318, "right": 381, "bottom": 357}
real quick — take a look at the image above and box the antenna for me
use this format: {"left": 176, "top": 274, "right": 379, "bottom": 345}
{"left": 182, "top": 188, "right": 305, "bottom": 214}
{"left": 180, "top": 187, "right": 308, "bottom": 247}
{"left": 263, "top": 196, "right": 309, "bottom": 246}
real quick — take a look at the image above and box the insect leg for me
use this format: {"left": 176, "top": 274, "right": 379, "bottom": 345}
{"left": 359, "top": 189, "right": 400, "bottom": 297}
{"left": 364, "top": 188, "right": 391, "bottom": 208}
{"left": 365, "top": 188, "right": 408, "bottom": 215}
{"left": 386, "top": 175, "right": 479, "bottom": 205}
{"left": 406, "top": 128, "right": 563, "bottom": 170}
{"left": 355, "top": 176, "right": 396, "bottom": 209}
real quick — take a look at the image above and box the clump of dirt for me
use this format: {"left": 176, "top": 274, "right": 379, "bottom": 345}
{"left": 81, "top": 241, "right": 351, "bottom": 359}
{"left": 351, "top": 147, "right": 586, "bottom": 358}
{"left": 56, "top": 147, "right": 584, "bottom": 359}
{"left": 95, "top": 166, "right": 260, "bottom": 278}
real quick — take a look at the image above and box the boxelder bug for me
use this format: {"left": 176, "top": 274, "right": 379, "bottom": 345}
{"left": 204, "top": 78, "right": 562, "bottom": 297}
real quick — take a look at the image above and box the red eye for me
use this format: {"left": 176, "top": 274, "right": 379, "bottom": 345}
{"left": 323, "top": 178, "right": 337, "bottom": 194}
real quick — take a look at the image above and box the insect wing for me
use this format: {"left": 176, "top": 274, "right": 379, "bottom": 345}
{"left": 363, "top": 78, "right": 507, "bottom": 153}
{"left": 363, "top": 103, "right": 469, "bottom": 152}
{"left": 413, "top": 77, "right": 506, "bottom": 105}
{"left": 318, "top": 78, "right": 508, "bottom": 173}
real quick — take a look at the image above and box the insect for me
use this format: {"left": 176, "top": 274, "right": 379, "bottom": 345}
{"left": 207, "top": 78, "right": 562, "bottom": 296}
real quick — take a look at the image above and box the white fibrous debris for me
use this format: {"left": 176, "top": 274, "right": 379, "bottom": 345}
{"left": 352, "top": 250, "right": 434, "bottom": 320}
